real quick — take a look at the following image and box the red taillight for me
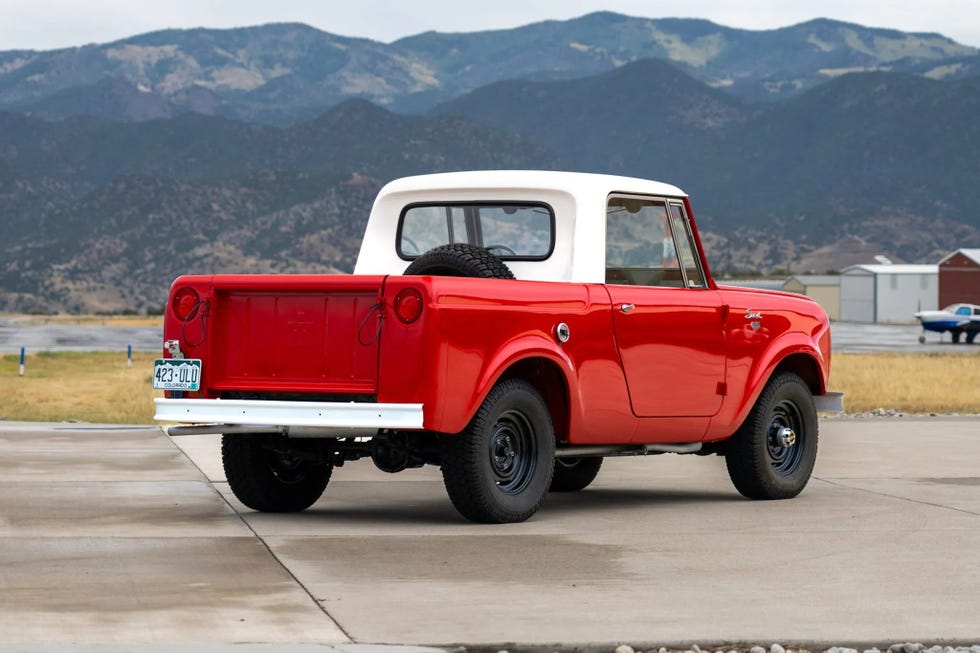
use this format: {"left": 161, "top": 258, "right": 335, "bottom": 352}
{"left": 393, "top": 288, "right": 423, "bottom": 324}
{"left": 173, "top": 287, "right": 200, "bottom": 321}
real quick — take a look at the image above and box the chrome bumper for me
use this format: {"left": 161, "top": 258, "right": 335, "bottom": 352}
{"left": 154, "top": 398, "right": 424, "bottom": 437}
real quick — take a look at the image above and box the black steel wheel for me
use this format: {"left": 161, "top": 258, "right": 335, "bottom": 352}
{"left": 725, "top": 372, "right": 818, "bottom": 500}
{"left": 441, "top": 378, "right": 554, "bottom": 523}
{"left": 550, "top": 457, "right": 603, "bottom": 492}
{"left": 403, "top": 243, "right": 514, "bottom": 279}
{"left": 222, "top": 435, "right": 332, "bottom": 512}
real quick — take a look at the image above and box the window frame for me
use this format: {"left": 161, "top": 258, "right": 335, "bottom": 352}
{"left": 667, "top": 200, "right": 708, "bottom": 289}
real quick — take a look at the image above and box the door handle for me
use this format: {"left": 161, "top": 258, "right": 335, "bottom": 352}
{"left": 620, "top": 303, "right": 636, "bottom": 314}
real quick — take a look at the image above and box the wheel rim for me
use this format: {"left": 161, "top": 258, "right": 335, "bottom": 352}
{"left": 487, "top": 409, "right": 537, "bottom": 495}
{"left": 766, "top": 400, "right": 805, "bottom": 475}
{"left": 266, "top": 449, "right": 308, "bottom": 485}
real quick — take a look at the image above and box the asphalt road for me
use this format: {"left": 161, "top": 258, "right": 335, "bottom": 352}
{"left": 0, "top": 317, "right": 162, "bottom": 354}
{"left": 2, "top": 318, "right": 978, "bottom": 355}
{"left": 830, "top": 321, "right": 980, "bottom": 353}
{"left": 1, "top": 418, "right": 978, "bottom": 649}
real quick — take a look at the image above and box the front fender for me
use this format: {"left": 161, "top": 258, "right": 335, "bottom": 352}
{"left": 709, "top": 329, "right": 829, "bottom": 441}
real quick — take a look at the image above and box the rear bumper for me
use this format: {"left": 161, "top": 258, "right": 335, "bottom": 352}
{"left": 154, "top": 398, "right": 424, "bottom": 437}
{"left": 814, "top": 391, "right": 844, "bottom": 413}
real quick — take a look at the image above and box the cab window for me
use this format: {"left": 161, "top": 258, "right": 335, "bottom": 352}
{"left": 398, "top": 203, "right": 554, "bottom": 260}
{"left": 606, "top": 195, "right": 697, "bottom": 287}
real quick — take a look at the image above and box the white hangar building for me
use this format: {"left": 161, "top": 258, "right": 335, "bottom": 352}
{"left": 839, "top": 264, "right": 938, "bottom": 323}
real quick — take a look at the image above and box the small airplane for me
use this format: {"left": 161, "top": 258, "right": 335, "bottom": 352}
{"left": 914, "top": 303, "right": 980, "bottom": 344}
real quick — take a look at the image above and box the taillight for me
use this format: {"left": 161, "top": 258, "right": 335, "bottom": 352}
{"left": 173, "top": 287, "right": 200, "bottom": 321}
{"left": 393, "top": 288, "right": 423, "bottom": 324}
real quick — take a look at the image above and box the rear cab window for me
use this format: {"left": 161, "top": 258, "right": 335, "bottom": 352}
{"left": 605, "top": 195, "right": 706, "bottom": 288}
{"left": 398, "top": 203, "right": 555, "bottom": 260}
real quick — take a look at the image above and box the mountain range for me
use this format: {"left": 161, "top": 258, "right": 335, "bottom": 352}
{"left": 1, "top": 12, "right": 979, "bottom": 313}
{"left": 3, "top": 13, "right": 977, "bottom": 123}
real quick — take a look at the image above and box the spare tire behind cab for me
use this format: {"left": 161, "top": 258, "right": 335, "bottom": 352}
{"left": 403, "top": 243, "right": 514, "bottom": 279}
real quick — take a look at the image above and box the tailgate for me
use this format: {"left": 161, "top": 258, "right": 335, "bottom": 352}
{"left": 204, "top": 275, "right": 384, "bottom": 395}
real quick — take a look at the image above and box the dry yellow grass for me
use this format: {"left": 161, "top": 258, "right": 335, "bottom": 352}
{"left": 0, "top": 351, "right": 977, "bottom": 424}
{"left": 830, "top": 352, "right": 980, "bottom": 414}
{"left": 0, "top": 351, "right": 163, "bottom": 424}
{"left": 1, "top": 314, "right": 162, "bottom": 327}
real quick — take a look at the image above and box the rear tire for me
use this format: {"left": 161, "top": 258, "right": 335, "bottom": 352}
{"left": 725, "top": 372, "right": 818, "bottom": 500}
{"left": 441, "top": 379, "right": 554, "bottom": 523}
{"left": 550, "top": 457, "right": 603, "bottom": 492}
{"left": 222, "top": 435, "right": 332, "bottom": 512}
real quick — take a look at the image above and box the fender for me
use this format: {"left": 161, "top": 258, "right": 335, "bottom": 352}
{"left": 706, "top": 330, "right": 828, "bottom": 441}
{"left": 433, "top": 332, "right": 578, "bottom": 436}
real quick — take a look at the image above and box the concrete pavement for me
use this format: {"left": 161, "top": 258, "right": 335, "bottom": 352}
{"left": 0, "top": 423, "right": 350, "bottom": 647}
{"left": 1, "top": 417, "right": 978, "bottom": 648}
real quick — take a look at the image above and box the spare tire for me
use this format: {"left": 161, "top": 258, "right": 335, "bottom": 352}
{"left": 403, "top": 243, "right": 514, "bottom": 279}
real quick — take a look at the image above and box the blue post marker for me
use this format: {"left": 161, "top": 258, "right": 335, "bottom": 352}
{"left": 19, "top": 347, "right": 25, "bottom": 376}
{"left": 127, "top": 344, "right": 132, "bottom": 368}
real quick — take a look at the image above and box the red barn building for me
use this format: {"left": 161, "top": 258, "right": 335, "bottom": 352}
{"left": 938, "top": 248, "right": 980, "bottom": 307}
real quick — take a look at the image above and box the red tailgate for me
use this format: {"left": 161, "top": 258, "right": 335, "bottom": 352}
{"left": 204, "top": 275, "right": 384, "bottom": 395}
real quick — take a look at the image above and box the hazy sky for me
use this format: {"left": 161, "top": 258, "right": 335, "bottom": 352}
{"left": 2, "top": 0, "right": 980, "bottom": 51}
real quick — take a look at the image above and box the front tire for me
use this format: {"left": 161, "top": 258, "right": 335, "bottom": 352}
{"left": 725, "top": 372, "right": 818, "bottom": 500}
{"left": 550, "top": 457, "right": 603, "bottom": 492}
{"left": 222, "top": 435, "right": 332, "bottom": 512}
{"left": 441, "top": 379, "right": 555, "bottom": 523}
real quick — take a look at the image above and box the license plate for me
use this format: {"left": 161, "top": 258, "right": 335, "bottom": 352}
{"left": 153, "top": 358, "right": 202, "bottom": 391}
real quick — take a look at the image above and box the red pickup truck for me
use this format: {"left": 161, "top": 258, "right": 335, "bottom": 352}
{"left": 154, "top": 171, "right": 842, "bottom": 523}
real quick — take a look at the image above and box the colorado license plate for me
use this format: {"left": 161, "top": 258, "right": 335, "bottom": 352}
{"left": 153, "top": 359, "right": 202, "bottom": 391}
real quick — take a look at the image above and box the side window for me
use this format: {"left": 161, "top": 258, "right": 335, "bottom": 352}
{"left": 605, "top": 196, "right": 682, "bottom": 287}
{"left": 668, "top": 203, "right": 706, "bottom": 288}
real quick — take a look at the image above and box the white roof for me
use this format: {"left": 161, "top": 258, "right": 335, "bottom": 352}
{"left": 939, "top": 248, "right": 980, "bottom": 265}
{"left": 379, "top": 170, "right": 687, "bottom": 198}
{"left": 841, "top": 264, "right": 938, "bottom": 275}
{"left": 356, "top": 170, "right": 689, "bottom": 283}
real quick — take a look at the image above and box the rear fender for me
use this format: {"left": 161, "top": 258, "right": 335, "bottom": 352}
{"left": 436, "top": 335, "right": 576, "bottom": 437}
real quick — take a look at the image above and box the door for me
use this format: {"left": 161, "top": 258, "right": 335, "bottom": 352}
{"left": 605, "top": 195, "right": 726, "bottom": 417}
